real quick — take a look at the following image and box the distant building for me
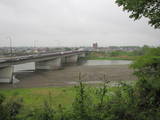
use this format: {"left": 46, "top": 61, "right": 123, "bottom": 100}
{"left": 92, "top": 42, "right": 98, "bottom": 49}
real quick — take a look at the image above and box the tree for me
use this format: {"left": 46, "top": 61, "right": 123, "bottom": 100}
{"left": 115, "top": 0, "right": 160, "bottom": 29}
{"left": 131, "top": 47, "right": 160, "bottom": 79}
{"left": 131, "top": 47, "right": 160, "bottom": 112}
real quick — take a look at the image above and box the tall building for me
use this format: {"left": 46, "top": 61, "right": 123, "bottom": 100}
{"left": 93, "top": 42, "right": 98, "bottom": 49}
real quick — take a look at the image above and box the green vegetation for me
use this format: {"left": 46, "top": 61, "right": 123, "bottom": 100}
{"left": 87, "top": 46, "right": 151, "bottom": 60}
{"left": 115, "top": 0, "right": 160, "bottom": 29}
{"left": 0, "top": 0, "right": 159, "bottom": 119}
{"left": 0, "top": 85, "right": 119, "bottom": 108}
{"left": 0, "top": 87, "right": 76, "bottom": 108}
{"left": 87, "top": 51, "right": 138, "bottom": 60}
{"left": 0, "top": 47, "right": 160, "bottom": 120}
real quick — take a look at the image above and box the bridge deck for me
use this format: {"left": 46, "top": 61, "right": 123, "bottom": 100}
{"left": 0, "top": 50, "right": 86, "bottom": 68}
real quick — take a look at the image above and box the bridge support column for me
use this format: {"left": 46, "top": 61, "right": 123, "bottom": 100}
{"left": 66, "top": 55, "right": 78, "bottom": 63}
{"left": 61, "top": 57, "right": 66, "bottom": 65}
{"left": 0, "top": 66, "right": 13, "bottom": 83}
{"left": 35, "top": 58, "right": 62, "bottom": 70}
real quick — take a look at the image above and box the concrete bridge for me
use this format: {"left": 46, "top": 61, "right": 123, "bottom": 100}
{"left": 0, "top": 50, "right": 87, "bottom": 83}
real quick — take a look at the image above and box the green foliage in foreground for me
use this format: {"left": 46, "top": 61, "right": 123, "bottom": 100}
{"left": 115, "top": 0, "right": 160, "bottom": 29}
{"left": 0, "top": 87, "right": 76, "bottom": 108}
{"left": 0, "top": 94, "right": 23, "bottom": 120}
{"left": 1, "top": 78, "right": 160, "bottom": 120}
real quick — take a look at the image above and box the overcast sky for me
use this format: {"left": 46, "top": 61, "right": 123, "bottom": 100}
{"left": 0, "top": 0, "right": 159, "bottom": 47}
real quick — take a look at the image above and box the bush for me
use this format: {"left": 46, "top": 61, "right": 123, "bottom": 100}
{"left": 130, "top": 47, "right": 160, "bottom": 119}
{"left": 0, "top": 94, "right": 23, "bottom": 120}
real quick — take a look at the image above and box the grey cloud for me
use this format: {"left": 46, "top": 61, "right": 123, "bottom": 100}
{"left": 0, "top": 0, "right": 159, "bottom": 47}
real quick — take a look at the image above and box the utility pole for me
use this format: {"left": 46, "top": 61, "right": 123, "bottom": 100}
{"left": 34, "top": 40, "right": 36, "bottom": 49}
{"left": 8, "top": 36, "right": 13, "bottom": 58}
{"left": 33, "top": 40, "right": 39, "bottom": 54}
{"left": 8, "top": 36, "right": 13, "bottom": 84}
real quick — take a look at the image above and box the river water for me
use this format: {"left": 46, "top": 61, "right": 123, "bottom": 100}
{"left": 0, "top": 60, "right": 136, "bottom": 88}
{"left": 14, "top": 60, "right": 132, "bottom": 72}
{"left": 83, "top": 60, "right": 132, "bottom": 66}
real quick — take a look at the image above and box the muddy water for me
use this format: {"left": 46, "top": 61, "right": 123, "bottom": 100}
{"left": 13, "top": 60, "right": 132, "bottom": 72}
{"left": 0, "top": 60, "right": 136, "bottom": 89}
{"left": 83, "top": 60, "right": 132, "bottom": 66}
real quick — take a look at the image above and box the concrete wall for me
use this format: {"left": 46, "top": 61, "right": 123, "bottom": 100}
{"left": 35, "top": 57, "right": 62, "bottom": 70}
{"left": 61, "top": 57, "right": 66, "bottom": 65}
{"left": 0, "top": 66, "right": 13, "bottom": 83}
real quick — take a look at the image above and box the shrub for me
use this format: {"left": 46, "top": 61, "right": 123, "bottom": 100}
{"left": 72, "top": 80, "right": 93, "bottom": 120}
{"left": 0, "top": 95, "right": 23, "bottom": 120}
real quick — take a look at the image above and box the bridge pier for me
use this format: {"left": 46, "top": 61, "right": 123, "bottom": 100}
{"left": 35, "top": 57, "right": 62, "bottom": 70}
{"left": 65, "top": 55, "right": 78, "bottom": 63}
{"left": 0, "top": 66, "right": 13, "bottom": 83}
{"left": 61, "top": 57, "right": 67, "bottom": 65}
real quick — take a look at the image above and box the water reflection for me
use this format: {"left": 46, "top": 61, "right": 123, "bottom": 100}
{"left": 83, "top": 60, "right": 132, "bottom": 66}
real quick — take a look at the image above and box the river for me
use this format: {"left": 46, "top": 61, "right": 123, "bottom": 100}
{"left": 14, "top": 60, "right": 132, "bottom": 72}
{"left": 0, "top": 60, "right": 136, "bottom": 88}
{"left": 83, "top": 60, "right": 132, "bottom": 66}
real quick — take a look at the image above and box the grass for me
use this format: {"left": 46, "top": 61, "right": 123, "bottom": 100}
{"left": 0, "top": 86, "right": 113, "bottom": 107}
{"left": 0, "top": 81, "right": 136, "bottom": 108}
{"left": 0, "top": 87, "right": 76, "bottom": 108}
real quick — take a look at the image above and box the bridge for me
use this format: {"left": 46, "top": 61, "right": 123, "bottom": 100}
{"left": 0, "top": 50, "right": 87, "bottom": 83}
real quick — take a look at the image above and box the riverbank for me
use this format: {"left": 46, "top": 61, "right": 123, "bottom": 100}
{"left": 0, "top": 62, "right": 137, "bottom": 108}
{"left": 0, "top": 64, "right": 137, "bottom": 89}
{"left": 0, "top": 86, "right": 76, "bottom": 108}
{"left": 0, "top": 82, "right": 134, "bottom": 108}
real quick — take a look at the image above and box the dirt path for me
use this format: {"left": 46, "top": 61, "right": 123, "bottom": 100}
{"left": 0, "top": 65, "right": 137, "bottom": 89}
